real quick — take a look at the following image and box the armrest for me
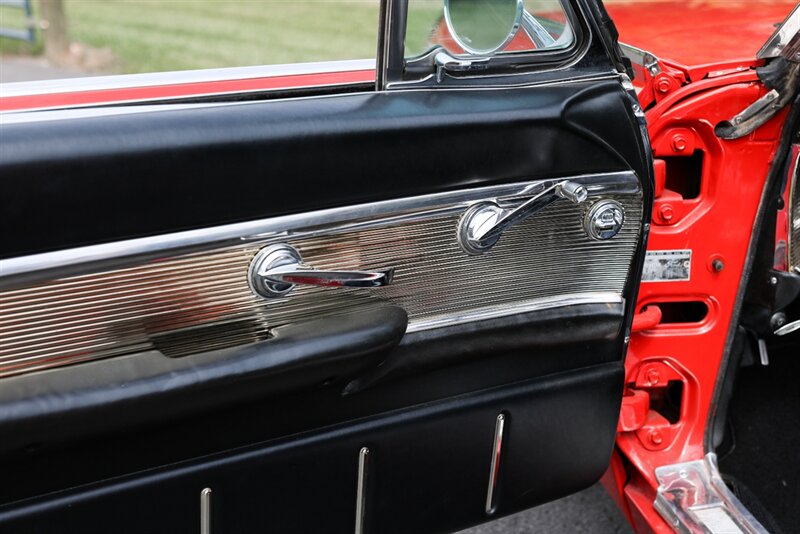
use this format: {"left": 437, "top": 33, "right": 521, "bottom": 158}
{"left": 0, "top": 306, "right": 407, "bottom": 453}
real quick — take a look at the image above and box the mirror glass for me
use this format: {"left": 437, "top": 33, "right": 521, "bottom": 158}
{"left": 405, "top": 0, "right": 574, "bottom": 60}
{"left": 444, "top": 0, "right": 523, "bottom": 55}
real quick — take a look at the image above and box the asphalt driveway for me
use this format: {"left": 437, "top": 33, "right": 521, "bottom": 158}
{"left": 461, "top": 484, "right": 633, "bottom": 534}
{"left": 0, "top": 56, "right": 83, "bottom": 83}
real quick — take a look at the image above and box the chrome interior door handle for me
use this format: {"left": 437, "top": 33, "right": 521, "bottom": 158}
{"left": 458, "top": 180, "right": 588, "bottom": 254}
{"left": 248, "top": 244, "right": 393, "bottom": 298}
{"left": 263, "top": 266, "right": 394, "bottom": 288}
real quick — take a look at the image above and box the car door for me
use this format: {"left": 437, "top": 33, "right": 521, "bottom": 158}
{"left": 0, "top": 1, "right": 652, "bottom": 532}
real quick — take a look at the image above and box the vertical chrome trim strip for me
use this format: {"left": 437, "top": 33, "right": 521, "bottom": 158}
{"left": 355, "top": 447, "right": 369, "bottom": 534}
{"left": 200, "top": 487, "right": 212, "bottom": 534}
{"left": 485, "top": 413, "right": 505, "bottom": 515}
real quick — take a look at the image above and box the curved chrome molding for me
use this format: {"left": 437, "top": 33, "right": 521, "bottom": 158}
{"left": 0, "top": 171, "right": 640, "bottom": 291}
{"left": 0, "top": 102, "right": 239, "bottom": 124}
{"left": 410, "top": 293, "right": 623, "bottom": 333}
{"left": 0, "top": 59, "right": 376, "bottom": 98}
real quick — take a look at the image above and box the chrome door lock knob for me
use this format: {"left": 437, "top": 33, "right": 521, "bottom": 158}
{"left": 584, "top": 200, "right": 625, "bottom": 240}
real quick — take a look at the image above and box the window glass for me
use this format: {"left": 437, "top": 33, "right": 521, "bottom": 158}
{"left": 0, "top": 1, "right": 379, "bottom": 83}
{"left": 405, "top": 0, "right": 573, "bottom": 59}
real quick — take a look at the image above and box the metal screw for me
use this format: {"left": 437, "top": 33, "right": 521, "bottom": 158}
{"left": 648, "top": 430, "right": 664, "bottom": 446}
{"left": 659, "top": 204, "right": 675, "bottom": 223}
{"left": 646, "top": 368, "right": 660, "bottom": 385}
{"left": 770, "top": 276, "right": 778, "bottom": 286}
{"left": 656, "top": 78, "right": 671, "bottom": 94}
{"left": 771, "top": 312, "right": 787, "bottom": 330}
{"left": 671, "top": 135, "right": 687, "bottom": 152}
{"left": 712, "top": 259, "right": 725, "bottom": 272}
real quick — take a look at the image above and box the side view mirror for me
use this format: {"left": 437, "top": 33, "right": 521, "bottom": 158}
{"left": 443, "top": 0, "right": 524, "bottom": 55}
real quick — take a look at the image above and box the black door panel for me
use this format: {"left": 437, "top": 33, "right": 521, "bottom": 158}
{"left": 0, "top": 364, "right": 622, "bottom": 534}
{"left": 0, "top": 81, "right": 645, "bottom": 259}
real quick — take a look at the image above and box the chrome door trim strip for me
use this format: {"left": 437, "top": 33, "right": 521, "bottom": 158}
{"left": 485, "top": 413, "right": 505, "bottom": 516}
{"left": 0, "top": 59, "right": 376, "bottom": 98}
{"left": 200, "top": 488, "right": 212, "bottom": 534}
{"left": 409, "top": 293, "right": 623, "bottom": 333}
{"left": 0, "top": 171, "right": 640, "bottom": 290}
{"left": 355, "top": 447, "right": 369, "bottom": 534}
{"left": 0, "top": 102, "right": 242, "bottom": 124}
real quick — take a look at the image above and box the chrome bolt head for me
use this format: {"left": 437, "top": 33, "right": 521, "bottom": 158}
{"left": 458, "top": 202, "right": 504, "bottom": 255}
{"left": 248, "top": 244, "right": 302, "bottom": 298}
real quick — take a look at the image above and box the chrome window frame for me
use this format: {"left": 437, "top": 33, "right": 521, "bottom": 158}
{"left": 381, "top": 0, "right": 590, "bottom": 88}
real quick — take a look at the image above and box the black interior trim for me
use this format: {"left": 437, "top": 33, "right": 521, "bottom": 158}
{"left": 1, "top": 80, "right": 647, "bottom": 259}
{"left": 346, "top": 301, "right": 624, "bottom": 393}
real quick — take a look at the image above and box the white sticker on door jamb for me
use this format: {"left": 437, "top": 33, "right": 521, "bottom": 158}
{"left": 642, "top": 249, "right": 691, "bottom": 282}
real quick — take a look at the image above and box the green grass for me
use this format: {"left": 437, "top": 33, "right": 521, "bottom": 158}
{"left": 2, "top": 0, "right": 383, "bottom": 74}
{"left": 69, "top": 0, "right": 381, "bottom": 73}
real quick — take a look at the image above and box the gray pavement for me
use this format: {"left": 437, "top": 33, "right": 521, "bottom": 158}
{"left": 0, "top": 55, "right": 84, "bottom": 83}
{"left": 461, "top": 484, "right": 634, "bottom": 534}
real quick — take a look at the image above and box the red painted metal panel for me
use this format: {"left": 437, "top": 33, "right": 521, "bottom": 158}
{"left": 606, "top": 0, "right": 796, "bottom": 67}
{"left": 611, "top": 71, "right": 791, "bottom": 531}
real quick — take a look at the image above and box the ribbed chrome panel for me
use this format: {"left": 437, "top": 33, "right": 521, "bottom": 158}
{"left": 0, "top": 177, "right": 642, "bottom": 377}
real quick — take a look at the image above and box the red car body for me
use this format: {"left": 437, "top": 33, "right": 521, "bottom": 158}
{"left": 1, "top": 2, "right": 797, "bottom": 532}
